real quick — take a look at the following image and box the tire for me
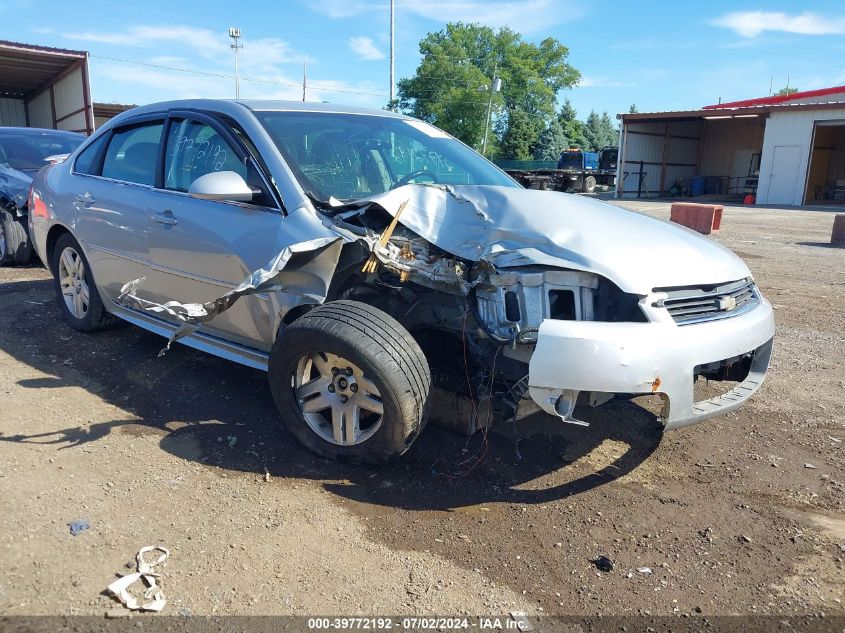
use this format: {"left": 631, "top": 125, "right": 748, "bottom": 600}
{"left": 269, "top": 300, "right": 431, "bottom": 464}
{"left": 0, "top": 210, "right": 33, "bottom": 265}
{"left": 582, "top": 175, "right": 597, "bottom": 193}
{"left": 51, "top": 232, "right": 120, "bottom": 332}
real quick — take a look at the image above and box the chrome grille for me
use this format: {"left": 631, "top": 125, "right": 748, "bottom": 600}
{"left": 657, "top": 279, "right": 759, "bottom": 325}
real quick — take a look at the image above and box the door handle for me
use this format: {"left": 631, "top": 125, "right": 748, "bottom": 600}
{"left": 151, "top": 210, "right": 178, "bottom": 226}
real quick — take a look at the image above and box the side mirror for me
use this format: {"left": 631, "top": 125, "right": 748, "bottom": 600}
{"left": 188, "top": 171, "right": 256, "bottom": 202}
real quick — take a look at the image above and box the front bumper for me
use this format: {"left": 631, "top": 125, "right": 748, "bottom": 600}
{"left": 527, "top": 299, "right": 775, "bottom": 429}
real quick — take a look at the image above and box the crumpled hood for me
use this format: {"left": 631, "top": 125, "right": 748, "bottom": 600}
{"left": 352, "top": 184, "right": 751, "bottom": 295}
{"left": 0, "top": 164, "right": 32, "bottom": 213}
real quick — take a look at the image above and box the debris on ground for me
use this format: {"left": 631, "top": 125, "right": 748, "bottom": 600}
{"left": 67, "top": 520, "right": 90, "bottom": 536}
{"left": 804, "top": 463, "right": 818, "bottom": 469}
{"left": 593, "top": 556, "right": 614, "bottom": 572}
{"left": 637, "top": 567, "right": 653, "bottom": 574}
{"left": 106, "top": 545, "right": 170, "bottom": 612}
{"left": 740, "top": 535, "right": 753, "bottom": 543}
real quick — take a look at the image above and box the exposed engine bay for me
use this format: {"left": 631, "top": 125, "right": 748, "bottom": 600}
{"left": 324, "top": 202, "right": 649, "bottom": 433}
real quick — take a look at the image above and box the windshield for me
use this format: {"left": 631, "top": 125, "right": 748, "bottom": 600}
{"left": 0, "top": 132, "right": 84, "bottom": 172}
{"left": 256, "top": 111, "right": 518, "bottom": 203}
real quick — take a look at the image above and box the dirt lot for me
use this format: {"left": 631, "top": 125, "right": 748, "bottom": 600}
{"left": 0, "top": 200, "right": 843, "bottom": 618}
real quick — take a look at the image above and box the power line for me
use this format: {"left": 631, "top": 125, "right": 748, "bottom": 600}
{"left": 90, "top": 54, "right": 389, "bottom": 97}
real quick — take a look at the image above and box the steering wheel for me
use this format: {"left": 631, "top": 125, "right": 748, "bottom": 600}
{"left": 391, "top": 169, "right": 439, "bottom": 189}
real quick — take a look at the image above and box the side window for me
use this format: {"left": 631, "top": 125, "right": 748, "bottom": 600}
{"left": 74, "top": 133, "right": 109, "bottom": 175}
{"left": 101, "top": 122, "right": 164, "bottom": 186}
{"left": 164, "top": 119, "right": 247, "bottom": 193}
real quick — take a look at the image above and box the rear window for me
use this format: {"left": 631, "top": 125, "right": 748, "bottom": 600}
{"left": 101, "top": 122, "right": 164, "bottom": 186}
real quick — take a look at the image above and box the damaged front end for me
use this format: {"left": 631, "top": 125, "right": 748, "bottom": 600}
{"left": 0, "top": 164, "right": 31, "bottom": 220}
{"left": 318, "top": 193, "right": 650, "bottom": 434}
{"left": 118, "top": 182, "right": 773, "bottom": 436}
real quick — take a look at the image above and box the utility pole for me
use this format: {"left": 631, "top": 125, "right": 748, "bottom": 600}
{"left": 228, "top": 27, "right": 242, "bottom": 99}
{"left": 482, "top": 65, "right": 501, "bottom": 157}
{"left": 389, "top": 0, "right": 395, "bottom": 109}
{"left": 302, "top": 62, "right": 307, "bottom": 102}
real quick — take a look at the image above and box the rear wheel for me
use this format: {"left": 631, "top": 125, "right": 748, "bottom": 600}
{"left": 0, "top": 210, "right": 33, "bottom": 265}
{"left": 269, "top": 300, "right": 431, "bottom": 464}
{"left": 582, "top": 175, "right": 597, "bottom": 193}
{"left": 51, "top": 232, "right": 119, "bottom": 332}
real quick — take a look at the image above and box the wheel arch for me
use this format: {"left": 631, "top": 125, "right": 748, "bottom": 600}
{"left": 45, "top": 223, "right": 72, "bottom": 274}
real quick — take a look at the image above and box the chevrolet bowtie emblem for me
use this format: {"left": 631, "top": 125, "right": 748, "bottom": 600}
{"left": 717, "top": 295, "right": 737, "bottom": 311}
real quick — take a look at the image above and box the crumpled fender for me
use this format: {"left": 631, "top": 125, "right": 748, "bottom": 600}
{"left": 334, "top": 184, "right": 751, "bottom": 295}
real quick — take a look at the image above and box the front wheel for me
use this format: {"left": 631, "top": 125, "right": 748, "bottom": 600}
{"left": 0, "top": 210, "right": 33, "bottom": 265}
{"left": 269, "top": 300, "right": 431, "bottom": 464}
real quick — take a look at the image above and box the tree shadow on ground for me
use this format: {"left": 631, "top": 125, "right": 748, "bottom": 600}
{"left": 0, "top": 276, "right": 662, "bottom": 511}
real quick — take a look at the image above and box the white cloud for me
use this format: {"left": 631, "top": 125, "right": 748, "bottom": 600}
{"left": 65, "top": 25, "right": 228, "bottom": 58}
{"left": 68, "top": 22, "right": 385, "bottom": 108}
{"left": 308, "top": 0, "right": 585, "bottom": 34}
{"left": 711, "top": 11, "right": 845, "bottom": 38}
{"left": 90, "top": 60, "right": 385, "bottom": 108}
{"left": 348, "top": 36, "right": 385, "bottom": 61}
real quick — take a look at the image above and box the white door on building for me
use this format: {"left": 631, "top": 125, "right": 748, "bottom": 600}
{"left": 766, "top": 145, "right": 802, "bottom": 205}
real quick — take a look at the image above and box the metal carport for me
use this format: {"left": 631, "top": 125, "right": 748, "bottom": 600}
{"left": 616, "top": 107, "right": 768, "bottom": 200}
{"left": 0, "top": 40, "right": 94, "bottom": 135}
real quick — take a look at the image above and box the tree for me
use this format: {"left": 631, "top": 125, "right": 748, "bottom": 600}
{"left": 397, "top": 23, "right": 580, "bottom": 151}
{"left": 599, "top": 111, "right": 619, "bottom": 148}
{"left": 583, "top": 110, "right": 618, "bottom": 152}
{"left": 533, "top": 118, "right": 568, "bottom": 160}
{"left": 775, "top": 86, "right": 798, "bottom": 96}
{"left": 500, "top": 108, "right": 542, "bottom": 160}
{"left": 628, "top": 103, "right": 639, "bottom": 114}
{"left": 557, "top": 99, "right": 588, "bottom": 150}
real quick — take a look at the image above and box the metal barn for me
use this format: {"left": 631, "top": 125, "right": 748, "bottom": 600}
{"left": 0, "top": 40, "right": 94, "bottom": 135}
{"left": 617, "top": 86, "right": 845, "bottom": 207}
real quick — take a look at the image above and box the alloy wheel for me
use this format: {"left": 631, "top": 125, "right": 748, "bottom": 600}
{"left": 58, "top": 246, "right": 89, "bottom": 319}
{"left": 292, "top": 352, "right": 384, "bottom": 446}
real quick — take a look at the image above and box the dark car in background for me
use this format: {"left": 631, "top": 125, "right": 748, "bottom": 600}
{"left": 0, "top": 127, "right": 84, "bottom": 265}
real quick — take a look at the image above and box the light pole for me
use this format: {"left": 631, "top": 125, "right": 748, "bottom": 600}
{"left": 389, "top": 0, "right": 395, "bottom": 109}
{"left": 228, "top": 27, "right": 242, "bottom": 99}
{"left": 481, "top": 70, "right": 501, "bottom": 156}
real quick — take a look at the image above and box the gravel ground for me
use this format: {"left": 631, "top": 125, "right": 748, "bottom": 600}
{"left": 0, "top": 200, "right": 842, "bottom": 618}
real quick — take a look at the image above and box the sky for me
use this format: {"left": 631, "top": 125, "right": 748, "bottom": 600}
{"left": 3, "top": 0, "right": 845, "bottom": 121}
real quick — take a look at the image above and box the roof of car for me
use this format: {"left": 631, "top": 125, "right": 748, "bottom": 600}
{"left": 0, "top": 127, "right": 85, "bottom": 137}
{"left": 115, "top": 99, "right": 410, "bottom": 121}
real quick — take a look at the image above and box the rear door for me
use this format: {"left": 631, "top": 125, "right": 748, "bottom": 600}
{"left": 72, "top": 118, "right": 166, "bottom": 301}
{"left": 140, "top": 111, "right": 285, "bottom": 350}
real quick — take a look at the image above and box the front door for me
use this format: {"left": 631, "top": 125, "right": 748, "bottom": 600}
{"left": 141, "top": 115, "right": 285, "bottom": 350}
{"left": 766, "top": 145, "right": 802, "bottom": 205}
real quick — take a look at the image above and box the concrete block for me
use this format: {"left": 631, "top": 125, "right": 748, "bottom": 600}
{"left": 833, "top": 214, "right": 845, "bottom": 246}
{"left": 670, "top": 203, "right": 724, "bottom": 235}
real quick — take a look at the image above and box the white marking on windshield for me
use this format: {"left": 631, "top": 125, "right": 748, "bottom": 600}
{"left": 404, "top": 120, "right": 450, "bottom": 138}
